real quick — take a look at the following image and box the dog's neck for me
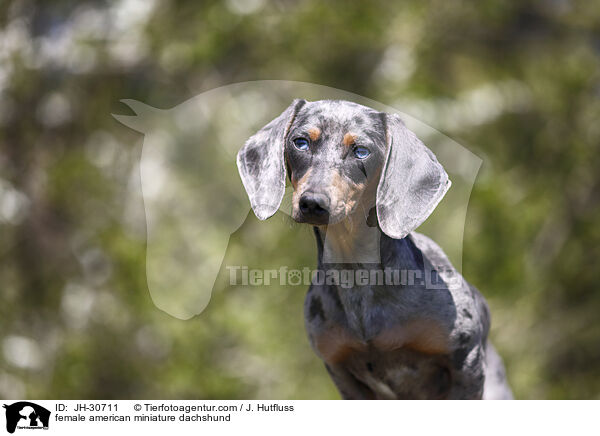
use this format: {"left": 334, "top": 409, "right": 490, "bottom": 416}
{"left": 314, "top": 208, "right": 384, "bottom": 266}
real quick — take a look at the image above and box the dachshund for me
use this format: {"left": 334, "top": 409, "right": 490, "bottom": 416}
{"left": 237, "top": 99, "right": 512, "bottom": 399}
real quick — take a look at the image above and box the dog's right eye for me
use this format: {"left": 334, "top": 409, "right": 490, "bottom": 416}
{"left": 293, "top": 138, "right": 309, "bottom": 151}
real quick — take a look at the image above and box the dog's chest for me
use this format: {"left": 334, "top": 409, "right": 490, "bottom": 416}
{"left": 306, "top": 280, "right": 453, "bottom": 353}
{"left": 305, "top": 281, "right": 463, "bottom": 399}
{"left": 309, "top": 313, "right": 456, "bottom": 399}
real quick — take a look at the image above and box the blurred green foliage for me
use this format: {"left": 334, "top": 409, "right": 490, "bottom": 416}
{"left": 1, "top": 0, "right": 599, "bottom": 399}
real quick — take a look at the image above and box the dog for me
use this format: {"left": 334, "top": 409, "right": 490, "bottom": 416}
{"left": 237, "top": 99, "right": 513, "bottom": 399}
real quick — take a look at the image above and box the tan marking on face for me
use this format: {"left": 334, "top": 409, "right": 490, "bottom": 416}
{"left": 291, "top": 167, "right": 311, "bottom": 190}
{"left": 317, "top": 165, "right": 383, "bottom": 259}
{"left": 291, "top": 168, "right": 312, "bottom": 209}
{"left": 316, "top": 170, "right": 369, "bottom": 257}
{"left": 308, "top": 127, "right": 321, "bottom": 141}
{"left": 343, "top": 133, "right": 356, "bottom": 147}
{"left": 329, "top": 171, "right": 366, "bottom": 219}
{"left": 314, "top": 325, "right": 368, "bottom": 365}
{"left": 371, "top": 319, "right": 450, "bottom": 355}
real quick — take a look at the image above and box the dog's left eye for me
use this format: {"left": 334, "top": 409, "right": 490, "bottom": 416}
{"left": 293, "top": 138, "right": 309, "bottom": 151}
{"left": 353, "top": 146, "right": 370, "bottom": 159}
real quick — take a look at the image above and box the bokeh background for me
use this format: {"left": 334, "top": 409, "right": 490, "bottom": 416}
{"left": 1, "top": 0, "right": 599, "bottom": 400}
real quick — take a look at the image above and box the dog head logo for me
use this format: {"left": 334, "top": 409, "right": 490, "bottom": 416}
{"left": 113, "top": 87, "right": 252, "bottom": 319}
{"left": 113, "top": 81, "right": 481, "bottom": 317}
{"left": 3, "top": 402, "right": 50, "bottom": 434}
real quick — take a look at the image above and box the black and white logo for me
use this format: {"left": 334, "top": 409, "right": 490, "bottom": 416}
{"left": 3, "top": 402, "right": 50, "bottom": 434}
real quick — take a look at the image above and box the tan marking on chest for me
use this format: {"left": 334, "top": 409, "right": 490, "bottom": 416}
{"left": 372, "top": 319, "right": 450, "bottom": 355}
{"left": 314, "top": 326, "right": 368, "bottom": 365}
{"left": 315, "top": 319, "right": 450, "bottom": 365}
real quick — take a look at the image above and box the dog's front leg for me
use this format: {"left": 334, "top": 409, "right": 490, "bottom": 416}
{"left": 324, "top": 363, "right": 376, "bottom": 400}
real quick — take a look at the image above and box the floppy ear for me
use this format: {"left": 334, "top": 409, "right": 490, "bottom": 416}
{"left": 376, "top": 113, "right": 451, "bottom": 239}
{"left": 237, "top": 99, "right": 306, "bottom": 220}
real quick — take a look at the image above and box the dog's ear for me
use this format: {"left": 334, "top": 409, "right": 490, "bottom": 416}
{"left": 376, "top": 113, "right": 451, "bottom": 239}
{"left": 237, "top": 99, "right": 306, "bottom": 220}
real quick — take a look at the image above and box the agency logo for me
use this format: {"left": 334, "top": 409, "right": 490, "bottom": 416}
{"left": 2, "top": 402, "right": 50, "bottom": 434}
{"left": 113, "top": 80, "right": 482, "bottom": 320}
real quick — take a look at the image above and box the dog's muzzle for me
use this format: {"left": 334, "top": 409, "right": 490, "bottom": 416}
{"left": 298, "top": 192, "right": 330, "bottom": 224}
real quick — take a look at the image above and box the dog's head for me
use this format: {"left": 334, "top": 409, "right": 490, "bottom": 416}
{"left": 237, "top": 99, "right": 450, "bottom": 239}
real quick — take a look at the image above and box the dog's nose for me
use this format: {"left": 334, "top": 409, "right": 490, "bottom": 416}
{"left": 299, "top": 193, "right": 330, "bottom": 219}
